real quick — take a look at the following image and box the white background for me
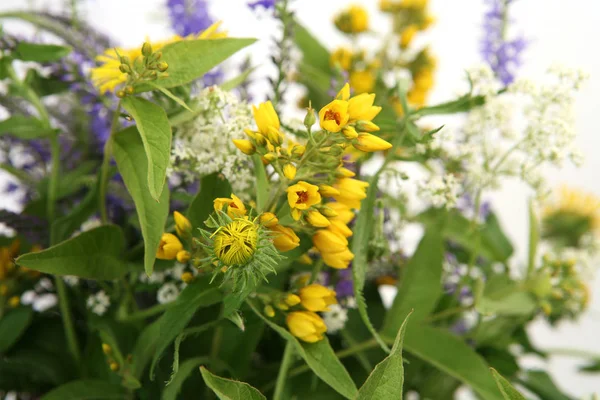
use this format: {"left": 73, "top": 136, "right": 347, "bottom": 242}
{"left": 1, "top": 0, "right": 599, "bottom": 397}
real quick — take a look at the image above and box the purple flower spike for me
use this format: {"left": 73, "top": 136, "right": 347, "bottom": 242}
{"left": 247, "top": 0, "right": 277, "bottom": 11}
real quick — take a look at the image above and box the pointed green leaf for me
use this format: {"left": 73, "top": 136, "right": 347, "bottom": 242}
{"left": 527, "top": 198, "right": 539, "bottom": 275}
{"left": 162, "top": 357, "right": 209, "bottom": 400}
{"left": 0, "top": 307, "right": 33, "bottom": 353}
{"left": 248, "top": 301, "right": 357, "bottom": 399}
{"left": 356, "top": 311, "right": 412, "bottom": 399}
{"left": 16, "top": 225, "right": 127, "bottom": 280}
{"left": 0, "top": 116, "right": 52, "bottom": 139}
{"left": 39, "top": 380, "right": 127, "bottom": 400}
{"left": 113, "top": 126, "right": 170, "bottom": 276}
{"left": 490, "top": 368, "right": 526, "bottom": 400}
{"left": 382, "top": 229, "right": 444, "bottom": 336}
{"left": 200, "top": 366, "right": 266, "bottom": 400}
{"left": 518, "top": 370, "right": 573, "bottom": 400}
{"left": 136, "top": 38, "right": 256, "bottom": 91}
{"left": 187, "top": 173, "right": 232, "bottom": 230}
{"left": 14, "top": 42, "right": 71, "bottom": 62}
{"left": 120, "top": 96, "right": 172, "bottom": 201}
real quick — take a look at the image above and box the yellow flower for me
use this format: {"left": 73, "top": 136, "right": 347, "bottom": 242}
{"left": 232, "top": 139, "right": 256, "bottom": 155}
{"left": 214, "top": 194, "right": 247, "bottom": 218}
{"left": 337, "top": 83, "right": 351, "bottom": 101}
{"left": 271, "top": 224, "right": 301, "bottom": 252}
{"left": 319, "top": 100, "right": 350, "bottom": 133}
{"left": 328, "top": 220, "right": 353, "bottom": 238}
{"left": 286, "top": 311, "right": 327, "bottom": 343}
{"left": 321, "top": 248, "right": 354, "bottom": 269}
{"left": 356, "top": 120, "right": 380, "bottom": 132}
{"left": 252, "top": 101, "right": 280, "bottom": 135}
{"left": 156, "top": 233, "right": 183, "bottom": 260}
{"left": 287, "top": 181, "right": 322, "bottom": 220}
{"left": 353, "top": 133, "right": 393, "bottom": 152}
{"left": 330, "top": 47, "right": 353, "bottom": 71}
{"left": 350, "top": 69, "right": 375, "bottom": 94}
{"left": 176, "top": 250, "right": 191, "bottom": 263}
{"left": 333, "top": 178, "right": 369, "bottom": 209}
{"left": 334, "top": 5, "right": 369, "bottom": 34}
{"left": 327, "top": 202, "right": 355, "bottom": 224}
{"left": 299, "top": 254, "right": 313, "bottom": 265}
{"left": 91, "top": 22, "right": 225, "bottom": 94}
{"left": 174, "top": 211, "right": 192, "bottom": 238}
{"left": 306, "top": 210, "right": 331, "bottom": 228}
{"left": 213, "top": 218, "right": 258, "bottom": 266}
{"left": 319, "top": 185, "right": 341, "bottom": 197}
{"left": 8, "top": 296, "right": 20, "bottom": 308}
{"left": 348, "top": 93, "right": 382, "bottom": 122}
{"left": 181, "top": 272, "right": 194, "bottom": 283}
{"left": 264, "top": 305, "right": 276, "bottom": 317}
{"left": 285, "top": 293, "right": 302, "bottom": 306}
{"left": 313, "top": 229, "right": 348, "bottom": 254}
{"left": 283, "top": 163, "right": 297, "bottom": 180}
{"left": 336, "top": 166, "right": 356, "bottom": 178}
{"left": 342, "top": 126, "right": 359, "bottom": 139}
{"left": 259, "top": 212, "right": 279, "bottom": 228}
{"left": 401, "top": 25, "right": 419, "bottom": 49}
{"left": 299, "top": 284, "right": 338, "bottom": 312}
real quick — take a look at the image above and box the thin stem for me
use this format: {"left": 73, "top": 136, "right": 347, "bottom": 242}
{"left": 55, "top": 277, "right": 81, "bottom": 364}
{"left": 47, "top": 135, "right": 60, "bottom": 223}
{"left": 424, "top": 305, "right": 472, "bottom": 323}
{"left": 308, "top": 259, "right": 323, "bottom": 284}
{"left": 273, "top": 342, "right": 294, "bottom": 400}
{"left": 99, "top": 103, "right": 121, "bottom": 223}
{"left": 117, "top": 302, "right": 170, "bottom": 322}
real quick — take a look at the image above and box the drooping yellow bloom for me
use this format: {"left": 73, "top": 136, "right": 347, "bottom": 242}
{"left": 252, "top": 101, "right": 280, "bottom": 136}
{"left": 287, "top": 181, "right": 322, "bottom": 220}
{"left": 176, "top": 250, "right": 191, "bottom": 263}
{"left": 321, "top": 248, "right": 355, "bottom": 269}
{"left": 299, "top": 284, "right": 338, "bottom": 312}
{"left": 332, "top": 178, "right": 369, "bottom": 209}
{"left": 401, "top": 25, "right": 419, "bottom": 49}
{"left": 173, "top": 211, "right": 192, "bottom": 238}
{"left": 319, "top": 185, "right": 341, "bottom": 197}
{"left": 285, "top": 293, "right": 302, "bottom": 306}
{"left": 271, "top": 224, "right": 301, "bottom": 252}
{"left": 326, "top": 202, "right": 355, "bottom": 224}
{"left": 286, "top": 311, "right": 327, "bottom": 343}
{"left": 283, "top": 163, "right": 297, "bottom": 180}
{"left": 259, "top": 212, "right": 279, "bottom": 228}
{"left": 319, "top": 100, "right": 350, "bottom": 133}
{"left": 353, "top": 133, "right": 393, "bottom": 152}
{"left": 328, "top": 220, "right": 353, "bottom": 238}
{"left": 232, "top": 139, "right": 256, "bottom": 155}
{"left": 330, "top": 47, "right": 353, "bottom": 71}
{"left": 306, "top": 210, "right": 331, "bottom": 228}
{"left": 350, "top": 69, "right": 375, "bottom": 94}
{"left": 156, "top": 233, "right": 183, "bottom": 260}
{"left": 313, "top": 229, "right": 348, "bottom": 254}
{"left": 348, "top": 93, "right": 382, "bottom": 122}
{"left": 91, "top": 21, "right": 225, "bottom": 94}
{"left": 213, "top": 219, "right": 258, "bottom": 266}
{"left": 334, "top": 5, "right": 369, "bottom": 34}
{"left": 214, "top": 194, "right": 247, "bottom": 218}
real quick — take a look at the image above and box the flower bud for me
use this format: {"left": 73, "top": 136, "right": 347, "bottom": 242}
{"left": 336, "top": 167, "right": 356, "bottom": 178}
{"left": 8, "top": 296, "right": 19, "bottom": 307}
{"left": 255, "top": 133, "right": 267, "bottom": 145}
{"left": 259, "top": 212, "right": 279, "bottom": 228}
{"left": 319, "top": 185, "right": 340, "bottom": 197}
{"left": 299, "top": 284, "right": 337, "bottom": 312}
{"left": 102, "top": 343, "right": 112, "bottom": 355}
{"left": 125, "top": 86, "right": 134, "bottom": 95}
{"left": 263, "top": 153, "right": 277, "bottom": 163}
{"left": 271, "top": 224, "right": 300, "bottom": 252}
{"left": 286, "top": 311, "right": 327, "bottom": 343}
{"left": 116, "top": 90, "right": 126, "bottom": 98}
{"left": 174, "top": 211, "right": 192, "bottom": 238}
{"left": 291, "top": 144, "right": 306, "bottom": 157}
{"left": 285, "top": 293, "right": 301, "bottom": 306}
{"left": 142, "top": 42, "right": 152, "bottom": 57}
{"left": 320, "top": 206, "right": 338, "bottom": 218}
{"left": 232, "top": 139, "right": 256, "bottom": 155}
{"left": 298, "top": 253, "right": 313, "bottom": 265}
{"left": 267, "top": 126, "right": 283, "bottom": 146}
{"left": 119, "top": 55, "right": 131, "bottom": 65}
{"left": 342, "top": 126, "right": 359, "bottom": 139}
{"left": 283, "top": 163, "right": 297, "bottom": 180}
{"left": 110, "top": 362, "right": 120, "bottom": 372}
{"left": 181, "top": 272, "right": 194, "bottom": 283}
{"left": 264, "top": 305, "right": 275, "bottom": 317}
{"left": 353, "top": 133, "right": 393, "bottom": 152}
{"left": 356, "top": 120, "right": 380, "bottom": 132}
{"left": 119, "top": 64, "right": 131, "bottom": 74}
{"left": 156, "top": 233, "right": 183, "bottom": 260}
{"left": 304, "top": 105, "right": 317, "bottom": 130}
{"left": 157, "top": 61, "right": 169, "bottom": 72}
{"left": 306, "top": 210, "right": 330, "bottom": 228}
{"left": 176, "top": 250, "right": 191, "bottom": 263}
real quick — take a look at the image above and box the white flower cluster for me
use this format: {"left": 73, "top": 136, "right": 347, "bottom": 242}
{"left": 86, "top": 290, "right": 110, "bottom": 316}
{"left": 322, "top": 304, "right": 348, "bottom": 334}
{"left": 138, "top": 262, "right": 197, "bottom": 304}
{"left": 417, "top": 173, "right": 460, "bottom": 209}
{"left": 169, "top": 86, "right": 255, "bottom": 198}
{"left": 435, "top": 64, "right": 588, "bottom": 198}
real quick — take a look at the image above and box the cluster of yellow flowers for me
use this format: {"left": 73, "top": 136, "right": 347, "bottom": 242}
{"left": 156, "top": 211, "right": 192, "bottom": 266}
{"left": 0, "top": 240, "right": 40, "bottom": 309}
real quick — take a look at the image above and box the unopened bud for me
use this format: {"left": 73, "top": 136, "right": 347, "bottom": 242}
{"left": 119, "top": 64, "right": 131, "bottom": 74}
{"left": 109, "top": 362, "right": 120, "bottom": 372}
{"left": 157, "top": 61, "right": 169, "bottom": 72}
{"left": 232, "top": 139, "right": 256, "bottom": 155}
{"left": 181, "top": 272, "right": 194, "bottom": 283}
{"left": 283, "top": 163, "right": 297, "bottom": 180}
{"left": 304, "top": 104, "right": 316, "bottom": 130}
{"left": 267, "top": 127, "right": 282, "bottom": 146}
{"left": 125, "top": 86, "right": 134, "bottom": 95}
{"left": 264, "top": 305, "right": 275, "bottom": 317}
{"left": 320, "top": 207, "right": 338, "bottom": 218}
{"left": 142, "top": 42, "right": 152, "bottom": 57}
{"left": 291, "top": 144, "right": 305, "bottom": 157}
{"left": 176, "top": 250, "right": 191, "bottom": 263}
{"left": 285, "top": 294, "right": 301, "bottom": 306}
{"left": 263, "top": 153, "right": 277, "bottom": 163}
{"left": 119, "top": 56, "right": 130, "bottom": 65}
{"left": 116, "top": 90, "right": 126, "bottom": 98}
{"left": 102, "top": 343, "right": 112, "bottom": 354}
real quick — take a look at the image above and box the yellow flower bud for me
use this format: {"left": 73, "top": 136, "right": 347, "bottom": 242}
{"left": 319, "top": 185, "right": 341, "bottom": 197}
{"left": 156, "top": 233, "right": 183, "bottom": 260}
{"left": 252, "top": 101, "right": 280, "bottom": 135}
{"left": 213, "top": 219, "right": 258, "bottom": 266}
{"left": 400, "top": 24, "right": 419, "bottom": 49}
{"left": 321, "top": 248, "right": 354, "bottom": 269}
{"left": 328, "top": 220, "right": 353, "bottom": 238}
{"left": 267, "top": 126, "right": 283, "bottom": 146}
{"left": 8, "top": 296, "right": 19, "bottom": 308}
{"left": 102, "top": 343, "right": 112, "bottom": 355}
{"left": 264, "top": 305, "right": 275, "bottom": 317}
{"left": 348, "top": 93, "right": 381, "bottom": 122}
{"left": 355, "top": 120, "right": 380, "bottom": 132}
{"left": 327, "top": 202, "right": 355, "bottom": 223}
{"left": 337, "top": 167, "right": 356, "bottom": 178}
{"left": 291, "top": 144, "right": 306, "bottom": 157}
{"left": 313, "top": 229, "right": 348, "bottom": 254}
{"left": 176, "top": 250, "right": 191, "bottom": 263}
{"left": 110, "top": 362, "right": 120, "bottom": 372}
{"left": 244, "top": 128, "right": 256, "bottom": 139}
{"left": 271, "top": 224, "right": 300, "bottom": 252}
{"left": 285, "top": 293, "right": 301, "bottom": 307}
{"left": 141, "top": 42, "right": 152, "bottom": 57}
{"left": 232, "top": 139, "right": 256, "bottom": 155}
{"left": 342, "top": 126, "right": 359, "bottom": 139}
{"left": 181, "top": 272, "right": 194, "bottom": 283}
{"left": 283, "top": 163, "right": 297, "bottom": 180}
{"left": 263, "top": 153, "right": 277, "bottom": 163}
{"left": 306, "top": 210, "right": 331, "bottom": 228}
{"left": 299, "top": 284, "right": 338, "bottom": 312}
{"left": 275, "top": 301, "right": 289, "bottom": 310}
{"left": 286, "top": 311, "right": 327, "bottom": 343}
{"left": 320, "top": 207, "right": 338, "bottom": 218}
{"left": 353, "top": 133, "right": 393, "bottom": 152}
{"left": 298, "top": 254, "right": 313, "bottom": 265}
{"left": 173, "top": 211, "right": 192, "bottom": 238}
{"left": 259, "top": 212, "right": 279, "bottom": 228}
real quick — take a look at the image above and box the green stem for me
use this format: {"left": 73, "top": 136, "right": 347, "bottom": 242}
{"left": 424, "top": 305, "right": 472, "bottom": 323}
{"left": 340, "top": 329, "right": 373, "bottom": 373}
{"left": 273, "top": 342, "right": 294, "bottom": 400}
{"left": 308, "top": 259, "right": 323, "bottom": 284}
{"left": 55, "top": 277, "right": 81, "bottom": 364}
{"left": 117, "top": 302, "right": 171, "bottom": 322}
{"left": 47, "top": 135, "right": 60, "bottom": 223}
{"left": 99, "top": 102, "right": 121, "bottom": 223}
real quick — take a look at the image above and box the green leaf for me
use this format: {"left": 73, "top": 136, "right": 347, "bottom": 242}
{"left": 351, "top": 171, "right": 391, "bottom": 353}
{"left": 518, "top": 370, "right": 573, "bottom": 400}
{"left": 293, "top": 23, "right": 331, "bottom": 74}
{"left": 146, "top": 82, "right": 192, "bottom": 111}
{"left": 200, "top": 366, "right": 266, "bottom": 400}
{"left": 120, "top": 96, "right": 172, "bottom": 201}
{"left": 0, "top": 307, "right": 33, "bottom": 353}
{"left": 113, "top": 126, "right": 170, "bottom": 276}
{"left": 247, "top": 300, "right": 357, "bottom": 399}
{"left": 402, "top": 325, "right": 503, "bottom": 400}
{"left": 480, "top": 213, "right": 514, "bottom": 262}
{"left": 162, "top": 357, "right": 208, "bottom": 400}
{"left": 187, "top": 173, "right": 232, "bottom": 230}
{"left": 14, "top": 42, "right": 71, "bottom": 62}
{"left": 130, "top": 319, "right": 162, "bottom": 380}
{"left": 24, "top": 68, "right": 70, "bottom": 96}
{"left": 136, "top": 38, "right": 256, "bottom": 91}
{"left": 490, "top": 368, "right": 526, "bottom": 400}
{"left": 149, "top": 278, "right": 223, "bottom": 379}
{"left": 40, "top": 380, "right": 127, "bottom": 400}
{"left": 16, "top": 225, "right": 127, "bottom": 280}
{"left": 477, "top": 291, "right": 537, "bottom": 317}
{"left": 252, "top": 155, "right": 268, "bottom": 212}
{"left": 356, "top": 311, "right": 412, "bottom": 399}
{"left": 527, "top": 198, "right": 539, "bottom": 275}
{"left": 382, "top": 229, "right": 444, "bottom": 335}
{"left": 0, "top": 115, "right": 52, "bottom": 139}
{"left": 220, "top": 67, "right": 256, "bottom": 91}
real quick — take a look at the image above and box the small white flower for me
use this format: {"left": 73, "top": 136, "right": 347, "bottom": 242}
{"left": 345, "top": 297, "right": 357, "bottom": 309}
{"left": 157, "top": 283, "right": 180, "bottom": 304}
{"left": 35, "top": 278, "right": 54, "bottom": 292}
{"left": 80, "top": 217, "right": 102, "bottom": 232}
{"left": 323, "top": 304, "right": 348, "bottom": 334}
{"left": 63, "top": 275, "right": 80, "bottom": 287}
{"left": 86, "top": 290, "right": 110, "bottom": 316}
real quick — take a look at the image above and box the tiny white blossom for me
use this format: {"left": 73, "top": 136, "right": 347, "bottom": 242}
{"left": 63, "top": 275, "right": 80, "bottom": 287}
{"left": 87, "top": 290, "right": 110, "bottom": 316}
{"left": 80, "top": 217, "right": 102, "bottom": 232}
{"left": 323, "top": 304, "right": 348, "bottom": 334}
{"left": 157, "top": 283, "right": 180, "bottom": 304}
{"left": 345, "top": 297, "right": 357, "bottom": 309}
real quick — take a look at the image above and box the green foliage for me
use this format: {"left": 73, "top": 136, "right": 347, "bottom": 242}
{"left": 0, "top": 307, "right": 33, "bottom": 353}
{"left": 490, "top": 368, "right": 526, "bottom": 400}
{"left": 476, "top": 275, "right": 537, "bottom": 317}
{"left": 13, "top": 42, "right": 71, "bottom": 62}
{"left": 356, "top": 312, "right": 411, "bottom": 400}
{"left": 518, "top": 370, "right": 573, "bottom": 400}
{"left": 252, "top": 154, "right": 269, "bottom": 212}
{"left": 39, "top": 380, "right": 127, "bottom": 400}
{"left": 120, "top": 96, "right": 172, "bottom": 202}
{"left": 16, "top": 225, "right": 128, "bottom": 280}
{"left": 200, "top": 366, "right": 266, "bottom": 400}
{"left": 161, "top": 357, "right": 207, "bottom": 400}
{"left": 113, "top": 126, "right": 170, "bottom": 276}
{"left": 0, "top": 115, "right": 52, "bottom": 139}
{"left": 187, "top": 173, "right": 232, "bottom": 230}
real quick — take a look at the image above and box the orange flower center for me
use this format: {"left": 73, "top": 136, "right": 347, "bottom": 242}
{"left": 324, "top": 109, "right": 341, "bottom": 125}
{"left": 230, "top": 201, "right": 239, "bottom": 209}
{"left": 296, "top": 191, "right": 309, "bottom": 204}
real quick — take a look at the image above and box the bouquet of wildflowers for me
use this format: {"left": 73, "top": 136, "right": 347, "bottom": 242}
{"left": 0, "top": 0, "right": 597, "bottom": 399}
